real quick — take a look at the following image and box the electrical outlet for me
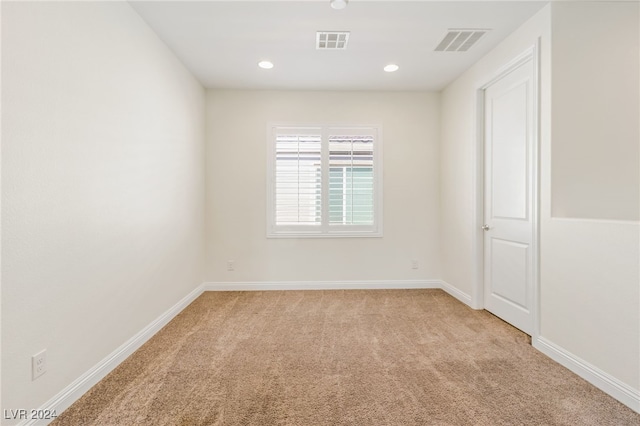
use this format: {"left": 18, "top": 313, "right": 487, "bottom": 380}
{"left": 226, "top": 260, "right": 235, "bottom": 271}
{"left": 411, "top": 260, "right": 419, "bottom": 270}
{"left": 32, "top": 349, "right": 47, "bottom": 380}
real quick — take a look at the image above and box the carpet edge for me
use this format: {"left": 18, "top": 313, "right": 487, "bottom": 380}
{"left": 202, "top": 280, "right": 441, "bottom": 291}
{"left": 29, "top": 281, "right": 639, "bottom": 424}
{"left": 439, "top": 280, "right": 475, "bottom": 308}
{"left": 533, "top": 336, "right": 640, "bottom": 414}
{"left": 20, "top": 284, "right": 206, "bottom": 426}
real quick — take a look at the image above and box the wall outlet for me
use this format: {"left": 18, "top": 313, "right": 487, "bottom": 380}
{"left": 32, "top": 349, "right": 47, "bottom": 380}
{"left": 411, "top": 260, "right": 419, "bottom": 270}
{"left": 226, "top": 260, "right": 235, "bottom": 271}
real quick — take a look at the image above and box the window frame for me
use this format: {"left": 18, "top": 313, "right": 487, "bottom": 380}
{"left": 267, "top": 123, "right": 383, "bottom": 238}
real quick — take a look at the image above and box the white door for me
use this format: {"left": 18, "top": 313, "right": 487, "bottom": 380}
{"left": 483, "top": 57, "right": 536, "bottom": 335}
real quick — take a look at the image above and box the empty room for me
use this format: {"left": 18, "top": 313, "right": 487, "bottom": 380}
{"left": 2, "top": 0, "right": 639, "bottom": 424}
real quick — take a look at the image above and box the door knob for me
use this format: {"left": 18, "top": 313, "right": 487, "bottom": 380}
{"left": 482, "top": 224, "right": 491, "bottom": 231}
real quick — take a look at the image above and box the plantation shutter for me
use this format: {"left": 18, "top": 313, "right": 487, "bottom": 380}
{"left": 328, "top": 131, "right": 375, "bottom": 226}
{"left": 274, "top": 129, "right": 322, "bottom": 226}
{"left": 269, "top": 124, "right": 381, "bottom": 237}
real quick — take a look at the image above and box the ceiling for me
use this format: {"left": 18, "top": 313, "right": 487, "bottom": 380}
{"left": 130, "top": 1, "right": 548, "bottom": 91}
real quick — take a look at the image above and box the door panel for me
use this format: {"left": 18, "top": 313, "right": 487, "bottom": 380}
{"left": 490, "top": 239, "right": 529, "bottom": 309}
{"left": 490, "top": 82, "right": 529, "bottom": 220}
{"left": 484, "top": 57, "right": 535, "bottom": 335}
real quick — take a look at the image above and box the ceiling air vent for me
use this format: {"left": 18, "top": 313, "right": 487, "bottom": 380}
{"left": 316, "top": 31, "right": 350, "bottom": 50}
{"left": 435, "top": 29, "right": 489, "bottom": 52}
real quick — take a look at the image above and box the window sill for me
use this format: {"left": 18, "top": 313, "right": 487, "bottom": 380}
{"left": 266, "top": 230, "right": 383, "bottom": 239}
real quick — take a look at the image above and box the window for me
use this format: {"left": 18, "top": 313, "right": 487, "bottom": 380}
{"left": 267, "top": 124, "right": 382, "bottom": 238}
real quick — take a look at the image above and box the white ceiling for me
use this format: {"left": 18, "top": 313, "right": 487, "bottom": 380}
{"left": 130, "top": 1, "right": 548, "bottom": 91}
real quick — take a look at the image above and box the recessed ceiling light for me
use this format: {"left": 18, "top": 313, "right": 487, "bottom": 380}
{"left": 330, "top": 0, "right": 348, "bottom": 10}
{"left": 258, "top": 60, "right": 274, "bottom": 69}
{"left": 384, "top": 64, "right": 399, "bottom": 73}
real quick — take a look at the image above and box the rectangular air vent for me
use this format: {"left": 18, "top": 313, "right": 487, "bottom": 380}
{"left": 435, "top": 29, "right": 489, "bottom": 52}
{"left": 316, "top": 31, "right": 350, "bottom": 50}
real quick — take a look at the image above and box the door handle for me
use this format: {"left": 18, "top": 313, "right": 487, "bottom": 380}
{"left": 482, "top": 224, "right": 491, "bottom": 231}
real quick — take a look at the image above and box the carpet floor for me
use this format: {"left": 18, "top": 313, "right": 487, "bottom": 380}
{"left": 52, "top": 289, "right": 640, "bottom": 425}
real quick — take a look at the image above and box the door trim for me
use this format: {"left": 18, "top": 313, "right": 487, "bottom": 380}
{"left": 472, "top": 41, "right": 541, "bottom": 338}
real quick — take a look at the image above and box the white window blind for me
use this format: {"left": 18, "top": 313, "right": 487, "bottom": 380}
{"left": 274, "top": 133, "right": 322, "bottom": 226}
{"left": 268, "top": 124, "right": 382, "bottom": 238}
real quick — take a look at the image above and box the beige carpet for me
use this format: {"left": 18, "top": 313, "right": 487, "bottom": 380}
{"left": 52, "top": 290, "right": 639, "bottom": 425}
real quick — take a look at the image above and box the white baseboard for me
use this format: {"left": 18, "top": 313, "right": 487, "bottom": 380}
{"left": 439, "top": 280, "right": 474, "bottom": 308}
{"left": 533, "top": 336, "right": 640, "bottom": 413}
{"left": 23, "top": 280, "right": 441, "bottom": 425}
{"left": 203, "top": 279, "right": 441, "bottom": 291}
{"left": 21, "top": 284, "right": 206, "bottom": 426}
{"left": 25, "top": 280, "right": 638, "bottom": 424}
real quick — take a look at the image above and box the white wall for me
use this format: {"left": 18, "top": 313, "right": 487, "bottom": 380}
{"left": 205, "top": 90, "right": 440, "bottom": 283}
{"left": 540, "top": 0, "right": 639, "bottom": 391}
{"left": 441, "top": 0, "right": 640, "bottom": 405}
{"left": 550, "top": 2, "right": 639, "bottom": 221}
{"left": 440, "top": 6, "right": 551, "bottom": 301}
{"left": 3, "top": 0, "right": 636, "bottom": 419}
{"left": 2, "top": 1, "right": 205, "bottom": 417}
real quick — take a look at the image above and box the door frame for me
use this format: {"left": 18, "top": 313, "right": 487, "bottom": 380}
{"left": 472, "top": 41, "right": 541, "bottom": 338}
